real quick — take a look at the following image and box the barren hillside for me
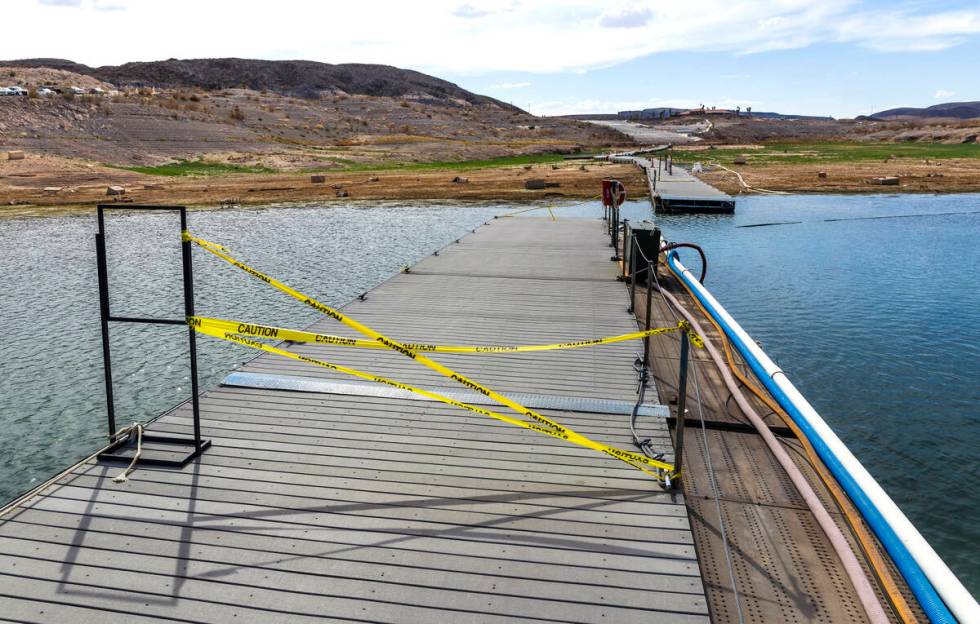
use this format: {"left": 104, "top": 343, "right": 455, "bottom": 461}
{"left": 3, "top": 57, "right": 519, "bottom": 107}
{"left": 0, "top": 65, "right": 627, "bottom": 169}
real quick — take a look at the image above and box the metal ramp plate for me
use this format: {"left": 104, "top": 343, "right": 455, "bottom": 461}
{"left": 223, "top": 371, "right": 670, "bottom": 418}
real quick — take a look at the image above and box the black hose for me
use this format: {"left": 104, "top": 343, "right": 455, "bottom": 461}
{"left": 629, "top": 359, "right": 664, "bottom": 462}
{"left": 665, "top": 243, "right": 707, "bottom": 283}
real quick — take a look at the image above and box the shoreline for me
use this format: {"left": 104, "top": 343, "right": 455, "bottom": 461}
{"left": 0, "top": 160, "right": 648, "bottom": 218}
{"left": 688, "top": 158, "right": 980, "bottom": 195}
{"left": 6, "top": 157, "right": 980, "bottom": 220}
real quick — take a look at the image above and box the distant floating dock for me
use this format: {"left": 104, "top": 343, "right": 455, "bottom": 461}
{"left": 611, "top": 152, "right": 735, "bottom": 214}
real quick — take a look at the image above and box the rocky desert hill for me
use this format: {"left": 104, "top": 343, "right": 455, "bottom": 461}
{"left": 663, "top": 114, "right": 980, "bottom": 145}
{"left": 865, "top": 101, "right": 980, "bottom": 121}
{"left": 4, "top": 58, "right": 519, "bottom": 107}
{"left": 0, "top": 58, "right": 627, "bottom": 169}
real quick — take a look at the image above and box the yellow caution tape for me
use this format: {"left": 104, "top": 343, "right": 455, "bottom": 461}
{"left": 191, "top": 320, "right": 674, "bottom": 474}
{"left": 184, "top": 230, "right": 680, "bottom": 478}
{"left": 498, "top": 194, "right": 601, "bottom": 218}
{"left": 187, "top": 315, "right": 694, "bottom": 354}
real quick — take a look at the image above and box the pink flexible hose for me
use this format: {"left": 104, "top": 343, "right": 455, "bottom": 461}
{"left": 657, "top": 286, "right": 889, "bottom": 624}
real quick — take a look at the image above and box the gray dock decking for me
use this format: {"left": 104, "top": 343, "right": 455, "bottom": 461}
{"left": 0, "top": 217, "right": 708, "bottom": 623}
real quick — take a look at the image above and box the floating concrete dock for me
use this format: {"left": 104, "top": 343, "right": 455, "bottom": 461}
{"left": 0, "top": 217, "right": 710, "bottom": 623}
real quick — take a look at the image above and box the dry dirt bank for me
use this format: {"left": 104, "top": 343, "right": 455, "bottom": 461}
{"left": 696, "top": 159, "right": 980, "bottom": 194}
{"left": 0, "top": 155, "right": 647, "bottom": 218}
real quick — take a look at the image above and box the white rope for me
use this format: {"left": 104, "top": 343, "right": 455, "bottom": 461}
{"left": 112, "top": 423, "right": 144, "bottom": 483}
{"left": 710, "top": 162, "right": 791, "bottom": 195}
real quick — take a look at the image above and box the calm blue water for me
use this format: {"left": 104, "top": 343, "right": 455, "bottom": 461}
{"left": 0, "top": 195, "right": 976, "bottom": 595}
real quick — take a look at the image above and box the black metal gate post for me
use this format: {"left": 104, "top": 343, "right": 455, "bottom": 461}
{"left": 643, "top": 265, "right": 653, "bottom": 370}
{"left": 673, "top": 330, "right": 690, "bottom": 486}
{"left": 96, "top": 204, "right": 211, "bottom": 466}
{"left": 610, "top": 202, "right": 621, "bottom": 261}
{"left": 179, "top": 209, "right": 204, "bottom": 453}
{"left": 627, "top": 226, "right": 636, "bottom": 313}
{"left": 95, "top": 230, "right": 116, "bottom": 438}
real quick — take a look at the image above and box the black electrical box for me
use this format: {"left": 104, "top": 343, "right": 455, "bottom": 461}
{"left": 624, "top": 221, "right": 661, "bottom": 284}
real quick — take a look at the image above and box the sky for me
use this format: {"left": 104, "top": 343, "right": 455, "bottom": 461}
{"left": 3, "top": 0, "right": 979, "bottom": 118}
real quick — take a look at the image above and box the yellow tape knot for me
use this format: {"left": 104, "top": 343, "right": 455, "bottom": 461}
{"left": 677, "top": 320, "right": 705, "bottom": 348}
{"left": 183, "top": 230, "right": 229, "bottom": 253}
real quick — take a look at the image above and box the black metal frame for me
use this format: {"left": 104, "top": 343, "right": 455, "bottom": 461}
{"left": 618, "top": 221, "right": 691, "bottom": 487}
{"left": 95, "top": 204, "right": 211, "bottom": 466}
{"left": 624, "top": 224, "right": 660, "bottom": 371}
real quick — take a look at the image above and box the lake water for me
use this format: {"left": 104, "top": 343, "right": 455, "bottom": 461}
{"left": 1, "top": 194, "right": 976, "bottom": 594}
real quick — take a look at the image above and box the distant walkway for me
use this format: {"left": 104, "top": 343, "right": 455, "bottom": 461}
{"left": 587, "top": 120, "right": 706, "bottom": 145}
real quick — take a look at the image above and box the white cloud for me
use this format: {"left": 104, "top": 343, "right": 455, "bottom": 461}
{"left": 1, "top": 1, "right": 979, "bottom": 74}
{"left": 597, "top": 7, "right": 652, "bottom": 29}
{"left": 836, "top": 9, "right": 980, "bottom": 52}
{"left": 452, "top": 3, "right": 493, "bottom": 18}
{"left": 935, "top": 89, "right": 956, "bottom": 99}
{"left": 452, "top": 1, "right": 517, "bottom": 19}
{"left": 490, "top": 81, "right": 531, "bottom": 89}
{"left": 38, "top": 0, "right": 123, "bottom": 8}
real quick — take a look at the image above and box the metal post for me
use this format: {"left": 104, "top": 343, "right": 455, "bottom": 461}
{"left": 622, "top": 220, "right": 631, "bottom": 280}
{"left": 643, "top": 265, "right": 653, "bottom": 369}
{"left": 628, "top": 234, "right": 636, "bottom": 313}
{"left": 95, "top": 231, "right": 116, "bottom": 439}
{"left": 180, "top": 210, "right": 202, "bottom": 452}
{"left": 179, "top": 209, "right": 203, "bottom": 452}
{"left": 673, "top": 330, "right": 690, "bottom": 483}
{"left": 610, "top": 203, "right": 616, "bottom": 247}
{"left": 611, "top": 203, "right": 620, "bottom": 260}
{"left": 615, "top": 205, "right": 620, "bottom": 257}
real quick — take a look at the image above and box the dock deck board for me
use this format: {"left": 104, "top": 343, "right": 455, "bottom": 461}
{"left": 0, "top": 217, "right": 708, "bottom": 623}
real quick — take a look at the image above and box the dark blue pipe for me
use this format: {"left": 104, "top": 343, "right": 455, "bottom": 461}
{"left": 667, "top": 250, "right": 955, "bottom": 623}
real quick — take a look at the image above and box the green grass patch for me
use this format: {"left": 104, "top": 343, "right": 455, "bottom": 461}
{"left": 672, "top": 142, "right": 980, "bottom": 166}
{"left": 309, "top": 153, "right": 570, "bottom": 173}
{"left": 121, "top": 153, "right": 573, "bottom": 177}
{"left": 120, "top": 159, "right": 276, "bottom": 176}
